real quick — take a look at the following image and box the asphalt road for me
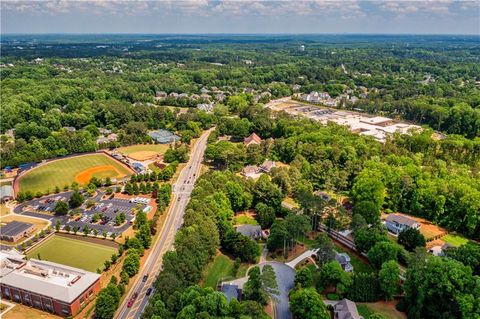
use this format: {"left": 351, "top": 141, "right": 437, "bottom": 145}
{"left": 115, "top": 129, "right": 211, "bottom": 319}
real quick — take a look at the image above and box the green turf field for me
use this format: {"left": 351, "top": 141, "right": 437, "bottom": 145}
{"left": 117, "top": 144, "right": 169, "bottom": 155}
{"left": 27, "top": 235, "right": 116, "bottom": 272}
{"left": 18, "top": 154, "right": 132, "bottom": 194}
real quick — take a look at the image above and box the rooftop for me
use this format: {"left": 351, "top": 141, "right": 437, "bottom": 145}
{"left": 0, "top": 185, "right": 14, "bottom": 198}
{"left": 1, "top": 221, "right": 34, "bottom": 237}
{"left": 0, "top": 250, "right": 101, "bottom": 303}
{"left": 386, "top": 214, "right": 418, "bottom": 227}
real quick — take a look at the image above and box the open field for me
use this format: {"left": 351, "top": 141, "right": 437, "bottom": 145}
{"left": 358, "top": 301, "right": 407, "bottom": 319}
{"left": 17, "top": 153, "right": 133, "bottom": 194}
{"left": 441, "top": 233, "right": 469, "bottom": 247}
{"left": 0, "top": 204, "right": 11, "bottom": 216}
{"left": 117, "top": 144, "right": 169, "bottom": 161}
{"left": 201, "top": 253, "right": 248, "bottom": 289}
{"left": 27, "top": 235, "right": 116, "bottom": 272}
{"left": 233, "top": 213, "right": 258, "bottom": 226}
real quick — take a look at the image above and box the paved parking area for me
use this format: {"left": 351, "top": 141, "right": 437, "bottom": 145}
{"left": 13, "top": 191, "right": 150, "bottom": 239}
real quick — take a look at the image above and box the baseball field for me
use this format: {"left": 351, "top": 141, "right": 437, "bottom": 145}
{"left": 27, "top": 235, "right": 116, "bottom": 272}
{"left": 17, "top": 153, "right": 133, "bottom": 194}
{"left": 117, "top": 144, "right": 169, "bottom": 161}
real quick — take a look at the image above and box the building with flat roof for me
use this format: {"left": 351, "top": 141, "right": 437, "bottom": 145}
{"left": 0, "top": 185, "right": 14, "bottom": 202}
{"left": 0, "top": 221, "right": 35, "bottom": 242}
{"left": 0, "top": 250, "right": 101, "bottom": 317}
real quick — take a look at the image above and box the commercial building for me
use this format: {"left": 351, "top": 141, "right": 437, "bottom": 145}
{"left": 276, "top": 104, "right": 421, "bottom": 143}
{"left": 0, "top": 221, "right": 35, "bottom": 242}
{"left": 0, "top": 250, "right": 101, "bottom": 317}
{"left": 0, "top": 185, "right": 14, "bottom": 202}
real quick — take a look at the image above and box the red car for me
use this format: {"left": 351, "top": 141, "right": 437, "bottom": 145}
{"left": 127, "top": 292, "right": 139, "bottom": 308}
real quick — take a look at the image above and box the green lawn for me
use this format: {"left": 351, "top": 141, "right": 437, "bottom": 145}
{"left": 334, "top": 242, "right": 374, "bottom": 274}
{"left": 441, "top": 234, "right": 469, "bottom": 247}
{"left": 202, "top": 254, "right": 235, "bottom": 288}
{"left": 201, "top": 254, "right": 249, "bottom": 289}
{"left": 117, "top": 144, "right": 169, "bottom": 155}
{"left": 233, "top": 215, "right": 258, "bottom": 226}
{"left": 27, "top": 235, "right": 116, "bottom": 272}
{"left": 358, "top": 302, "right": 406, "bottom": 319}
{"left": 19, "top": 154, "right": 132, "bottom": 194}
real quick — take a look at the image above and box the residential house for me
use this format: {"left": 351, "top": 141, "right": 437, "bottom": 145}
{"left": 334, "top": 299, "right": 363, "bottom": 319}
{"left": 241, "top": 165, "right": 261, "bottom": 179}
{"left": 155, "top": 91, "right": 167, "bottom": 100}
{"left": 197, "top": 102, "right": 215, "bottom": 112}
{"left": 64, "top": 126, "right": 76, "bottom": 132}
{"left": 220, "top": 283, "right": 241, "bottom": 301}
{"left": 335, "top": 252, "right": 353, "bottom": 272}
{"left": 385, "top": 214, "right": 421, "bottom": 235}
{"left": 259, "top": 160, "right": 275, "bottom": 173}
{"left": 236, "top": 225, "right": 263, "bottom": 240}
{"left": 244, "top": 133, "right": 262, "bottom": 147}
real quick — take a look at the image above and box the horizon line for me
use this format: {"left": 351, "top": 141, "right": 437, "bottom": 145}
{"left": 2, "top": 32, "right": 480, "bottom": 36}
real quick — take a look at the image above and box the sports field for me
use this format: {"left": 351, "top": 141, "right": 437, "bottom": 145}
{"left": 27, "top": 235, "right": 116, "bottom": 272}
{"left": 117, "top": 144, "right": 169, "bottom": 161}
{"left": 18, "top": 153, "right": 133, "bottom": 194}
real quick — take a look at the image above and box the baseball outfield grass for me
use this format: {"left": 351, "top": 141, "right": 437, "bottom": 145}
{"left": 18, "top": 153, "right": 132, "bottom": 194}
{"left": 27, "top": 235, "right": 116, "bottom": 272}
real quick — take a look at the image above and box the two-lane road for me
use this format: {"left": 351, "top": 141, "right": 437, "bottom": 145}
{"left": 115, "top": 130, "right": 211, "bottom": 319}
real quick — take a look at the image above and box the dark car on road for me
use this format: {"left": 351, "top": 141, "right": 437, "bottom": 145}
{"left": 142, "top": 274, "right": 148, "bottom": 282}
{"left": 146, "top": 287, "right": 153, "bottom": 296}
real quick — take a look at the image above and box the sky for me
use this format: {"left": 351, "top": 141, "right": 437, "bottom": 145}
{"left": 1, "top": 0, "right": 479, "bottom": 35}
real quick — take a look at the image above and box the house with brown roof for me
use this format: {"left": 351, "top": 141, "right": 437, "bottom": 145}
{"left": 241, "top": 165, "right": 261, "bottom": 179}
{"left": 244, "top": 133, "right": 262, "bottom": 147}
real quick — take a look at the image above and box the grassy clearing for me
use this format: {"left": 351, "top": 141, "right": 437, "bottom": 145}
{"left": 27, "top": 235, "right": 116, "bottom": 272}
{"left": 233, "top": 215, "right": 258, "bottom": 226}
{"left": 441, "top": 233, "right": 469, "bottom": 247}
{"left": 333, "top": 242, "right": 374, "bottom": 274}
{"left": 19, "top": 154, "right": 132, "bottom": 194}
{"left": 3, "top": 303, "right": 62, "bottom": 319}
{"left": 358, "top": 302, "right": 407, "bottom": 319}
{"left": 283, "top": 197, "right": 300, "bottom": 208}
{"left": 201, "top": 253, "right": 249, "bottom": 289}
{"left": 117, "top": 144, "right": 170, "bottom": 155}
{"left": 0, "top": 204, "right": 10, "bottom": 216}
{"left": 202, "top": 254, "right": 234, "bottom": 288}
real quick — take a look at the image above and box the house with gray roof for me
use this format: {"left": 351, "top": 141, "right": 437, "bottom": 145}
{"left": 335, "top": 252, "right": 353, "bottom": 272}
{"left": 334, "top": 299, "right": 363, "bottom": 319}
{"left": 0, "top": 221, "right": 35, "bottom": 242}
{"left": 385, "top": 214, "right": 420, "bottom": 235}
{"left": 236, "top": 224, "right": 262, "bottom": 239}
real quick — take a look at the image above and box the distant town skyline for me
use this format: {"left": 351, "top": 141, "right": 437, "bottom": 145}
{"left": 1, "top": 1, "right": 479, "bottom": 35}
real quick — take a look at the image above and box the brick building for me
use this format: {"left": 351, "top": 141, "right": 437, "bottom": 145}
{"left": 0, "top": 249, "right": 101, "bottom": 317}
{"left": 0, "top": 221, "right": 35, "bottom": 242}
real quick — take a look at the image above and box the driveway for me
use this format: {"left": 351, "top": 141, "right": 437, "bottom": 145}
{"left": 260, "top": 262, "right": 295, "bottom": 319}
{"left": 223, "top": 261, "right": 295, "bottom": 319}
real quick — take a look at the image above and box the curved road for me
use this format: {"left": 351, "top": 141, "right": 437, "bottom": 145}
{"left": 115, "top": 130, "right": 211, "bottom": 319}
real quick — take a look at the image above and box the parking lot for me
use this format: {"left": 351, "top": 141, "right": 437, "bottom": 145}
{"left": 14, "top": 191, "right": 151, "bottom": 238}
